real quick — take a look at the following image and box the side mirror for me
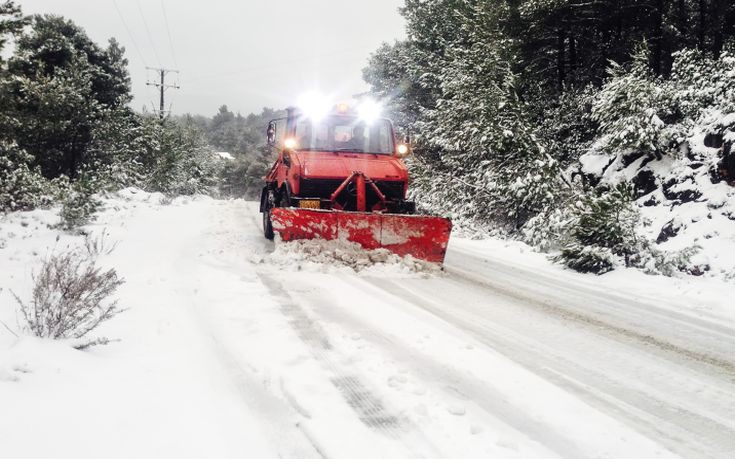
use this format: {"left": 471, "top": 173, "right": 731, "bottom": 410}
{"left": 266, "top": 121, "right": 276, "bottom": 145}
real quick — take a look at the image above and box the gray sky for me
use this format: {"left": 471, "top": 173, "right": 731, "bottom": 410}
{"left": 18, "top": 0, "right": 406, "bottom": 116}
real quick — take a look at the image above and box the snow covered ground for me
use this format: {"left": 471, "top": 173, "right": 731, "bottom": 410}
{"left": 1, "top": 189, "right": 734, "bottom": 458}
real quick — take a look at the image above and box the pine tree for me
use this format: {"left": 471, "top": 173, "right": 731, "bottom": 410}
{"left": 591, "top": 46, "right": 676, "bottom": 157}
{"left": 0, "top": 142, "right": 51, "bottom": 211}
{"left": 145, "top": 116, "right": 223, "bottom": 196}
{"left": 3, "top": 15, "right": 132, "bottom": 180}
{"left": 365, "top": 1, "right": 567, "bottom": 230}
{"left": 8, "top": 15, "right": 131, "bottom": 107}
{"left": 8, "top": 52, "right": 100, "bottom": 179}
{"left": 558, "top": 184, "right": 644, "bottom": 274}
{"left": 0, "top": 1, "right": 25, "bottom": 60}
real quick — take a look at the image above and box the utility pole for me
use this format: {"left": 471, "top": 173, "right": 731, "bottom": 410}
{"left": 146, "top": 67, "right": 180, "bottom": 119}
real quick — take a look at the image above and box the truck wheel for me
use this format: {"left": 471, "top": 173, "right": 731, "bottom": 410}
{"left": 278, "top": 186, "right": 292, "bottom": 208}
{"left": 263, "top": 191, "right": 275, "bottom": 240}
{"left": 263, "top": 209, "right": 274, "bottom": 240}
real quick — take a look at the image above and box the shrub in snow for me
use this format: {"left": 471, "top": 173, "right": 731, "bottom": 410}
{"left": 591, "top": 47, "right": 735, "bottom": 168}
{"left": 12, "top": 249, "right": 125, "bottom": 349}
{"left": 533, "top": 86, "right": 599, "bottom": 170}
{"left": 57, "top": 178, "right": 101, "bottom": 231}
{"left": 522, "top": 204, "right": 575, "bottom": 252}
{"left": 0, "top": 143, "right": 53, "bottom": 212}
{"left": 668, "top": 49, "right": 735, "bottom": 120}
{"left": 83, "top": 229, "right": 119, "bottom": 259}
{"left": 645, "top": 246, "right": 701, "bottom": 278}
{"left": 591, "top": 47, "right": 677, "bottom": 158}
{"left": 83, "top": 108, "right": 149, "bottom": 191}
{"left": 560, "top": 48, "right": 735, "bottom": 279}
{"left": 557, "top": 184, "right": 644, "bottom": 274}
{"left": 559, "top": 244, "right": 618, "bottom": 275}
{"left": 219, "top": 147, "right": 274, "bottom": 199}
{"left": 144, "top": 117, "right": 224, "bottom": 197}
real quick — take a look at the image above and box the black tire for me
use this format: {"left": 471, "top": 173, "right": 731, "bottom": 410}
{"left": 278, "top": 186, "right": 292, "bottom": 208}
{"left": 263, "top": 191, "right": 275, "bottom": 240}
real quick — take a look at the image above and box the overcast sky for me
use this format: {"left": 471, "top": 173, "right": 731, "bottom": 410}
{"left": 18, "top": 0, "right": 406, "bottom": 116}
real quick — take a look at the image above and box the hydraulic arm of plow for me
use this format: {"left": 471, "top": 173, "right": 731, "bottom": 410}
{"left": 330, "top": 171, "right": 387, "bottom": 212}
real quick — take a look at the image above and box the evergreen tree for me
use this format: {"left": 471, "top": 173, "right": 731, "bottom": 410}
{"left": 145, "top": 116, "right": 223, "bottom": 196}
{"left": 366, "top": 0, "right": 567, "bottom": 230}
{"left": 84, "top": 106, "right": 148, "bottom": 190}
{"left": 0, "top": 141, "right": 52, "bottom": 211}
{"left": 3, "top": 15, "right": 133, "bottom": 180}
{"left": 557, "top": 184, "right": 644, "bottom": 274}
{"left": 9, "top": 52, "right": 100, "bottom": 179}
{"left": 8, "top": 15, "right": 131, "bottom": 107}
{"left": 591, "top": 47, "right": 676, "bottom": 157}
{"left": 507, "top": 0, "right": 735, "bottom": 92}
{"left": 0, "top": 1, "right": 24, "bottom": 56}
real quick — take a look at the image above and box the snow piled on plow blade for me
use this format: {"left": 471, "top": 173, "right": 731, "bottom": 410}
{"left": 270, "top": 208, "right": 452, "bottom": 263}
{"left": 264, "top": 238, "right": 442, "bottom": 276}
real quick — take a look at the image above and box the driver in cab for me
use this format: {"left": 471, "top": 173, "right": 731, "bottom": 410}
{"left": 344, "top": 124, "right": 368, "bottom": 151}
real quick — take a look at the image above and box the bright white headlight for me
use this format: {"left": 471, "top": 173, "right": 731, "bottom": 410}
{"left": 283, "top": 138, "right": 298, "bottom": 149}
{"left": 297, "top": 91, "right": 331, "bottom": 121}
{"left": 358, "top": 99, "right": 383, "bottom": 124}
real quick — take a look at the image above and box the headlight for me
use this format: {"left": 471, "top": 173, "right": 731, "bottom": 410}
{"left": 358, "top": 99, "right": 382, "bottom": 124}
{"left": 297, "top": 91, "right": 331, "bottom": 121}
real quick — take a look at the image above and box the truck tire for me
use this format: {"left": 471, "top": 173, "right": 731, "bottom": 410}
{"left": 263, "top": 190, "right": 275, "bottom": 240}
{"left": 278, "top": 185, "right": 292, "bottom": 208}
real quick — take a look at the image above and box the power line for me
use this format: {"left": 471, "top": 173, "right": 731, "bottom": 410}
{"left": 160, "top": 0, "right": 178, "bottom": 68}
{"left": 184, "top": 38, "right": 381, "bottom": 83}
{"left": 185, "top": 47, "right": 360, "bottom": 83}
{"left": 111, "top": 0, "right": 147, "bottom": 67}
{"left": 136, "top": 0, "right": 162, "bottom": 67}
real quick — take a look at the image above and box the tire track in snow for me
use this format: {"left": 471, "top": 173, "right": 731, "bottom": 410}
{"left": 297, "top": 276, "right": 592, "bottom": 459}
{"left": 446, "top": 247, "right": 735, "bottom": 373}
{"left": 247, "top": 203, "right": 411, "bottom": 440}
{"left": 257, "top": 273, "right": 407, "bottom": 439}
{"left": 364, "top": 276, "right": 735, "bottom": 459}
{"left": 449, "top": 261, "right": 735, "bottom": 375}
{"left": 170, "top": 204, "right": 325, "bottom": 459}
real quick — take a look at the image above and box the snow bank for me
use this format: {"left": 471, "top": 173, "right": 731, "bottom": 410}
{"left": 261, "top": 238, "right": 442, "bottom": 277}
{"left": 110, "top": 187, "right": 215, "bottom": 206}
{"left": 113, "top": 186, "right": 168, "bottom": 204}
{"left": 578, "top": 112, "right": 735, "bottom": 282}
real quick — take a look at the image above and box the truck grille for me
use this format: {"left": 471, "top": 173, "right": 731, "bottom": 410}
{"left": 299, "top": 179, "right": 344, "bottom": 199}
{"left": 299, "top": 179, "right": 405, "bottom": 201}
{"left": 374, "top": 181, "right": 405, "bottom": 200}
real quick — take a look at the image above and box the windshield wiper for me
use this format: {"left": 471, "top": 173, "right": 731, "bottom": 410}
{"left": 334, "top": 148, "right": 364, "bottom": 152}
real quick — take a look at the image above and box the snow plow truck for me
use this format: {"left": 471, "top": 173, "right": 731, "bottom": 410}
{"left": 260, "top": 99, "right": 452, "bottom": 263}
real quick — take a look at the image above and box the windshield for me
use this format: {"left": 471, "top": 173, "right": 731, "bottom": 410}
{"left": 294, "top": 116, "right": 394, "bottom": 155}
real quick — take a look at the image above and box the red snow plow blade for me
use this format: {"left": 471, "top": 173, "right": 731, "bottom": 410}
{"left": 270, "top": 208, "right": 452, "bottom": 263}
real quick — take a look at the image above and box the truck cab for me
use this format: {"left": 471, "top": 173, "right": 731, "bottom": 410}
{"left": 261, "top": 105, "right": 415, "bottom": 239}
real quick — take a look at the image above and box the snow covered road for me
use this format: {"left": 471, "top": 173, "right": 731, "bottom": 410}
{"left": 2, "top": 193, "right": 734, "bottom": 458}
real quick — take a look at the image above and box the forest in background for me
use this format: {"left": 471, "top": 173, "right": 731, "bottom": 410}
{"left": 364, "top": 0, "right": 735, "bottom": 277}
{"left": 0, "top": 1, "right": 274, "bottom": 230}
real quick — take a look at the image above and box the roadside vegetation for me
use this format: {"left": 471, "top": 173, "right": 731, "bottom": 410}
{"left": 364, "top": 0, "right": 735, "bottom": 278}
{"left": 11, "top": 247, "right": 125, "bottom": 349}
{"left": 0, "top": 2, "right": 275, "bottom": 227}
{"left": 0, "top": 1, "right": 277, "bottom": 345}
